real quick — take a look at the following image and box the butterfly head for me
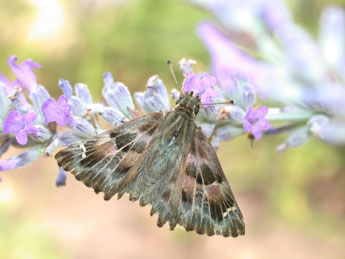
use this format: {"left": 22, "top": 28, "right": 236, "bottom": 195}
{"left": 175, "top": 91, "right": 201, "bottom": 117}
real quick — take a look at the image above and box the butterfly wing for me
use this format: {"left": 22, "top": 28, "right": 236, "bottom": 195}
{"left": 176, "top": 127, "right": 245, "bottom": 237}
{"left": 55, "top": 109, "right": 245, "bottom": 237}
{"left": 116, "top": 110, "right": 197, "bottom": 229}
{"left": 55, "top": 112, "right": 164, "bottom": 200}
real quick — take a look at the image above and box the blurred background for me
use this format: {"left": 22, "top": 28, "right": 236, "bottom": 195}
{"left": 1, "top": 0, "right": 345, "bottom": 258}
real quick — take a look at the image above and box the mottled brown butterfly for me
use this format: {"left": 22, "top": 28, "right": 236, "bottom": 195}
{"left": 55, "top": 91, "right": 245, "bottom": 237}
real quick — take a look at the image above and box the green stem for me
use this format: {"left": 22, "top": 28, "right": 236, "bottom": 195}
{"left": 266, "top": 110, "right": 315, "bottom": 122}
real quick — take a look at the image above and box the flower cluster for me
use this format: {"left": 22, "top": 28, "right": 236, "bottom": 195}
{"left": 0, "top": 56, "right": 271, "bottom": 184}
{"left": 191, "top": 0, "right": 345, "bottom": 150}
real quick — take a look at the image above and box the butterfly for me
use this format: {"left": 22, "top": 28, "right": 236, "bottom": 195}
{"left": 55, "top": 91, "right": 245, "bottom": 237}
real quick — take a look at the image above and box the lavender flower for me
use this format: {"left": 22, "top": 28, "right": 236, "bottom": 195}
{"left": 102, "top": 73, "right": 134, "bottom": 119}
{"left": 242, "top": 106, "right": 270, "bottom": 139}
{"left": 56, "top": 168, "right": 67, "bottom": 187}
{"left": 59, "top": 79, "right": 73, "bottom": 99}
{"left": 134, "top": 75, "right": 171, "bottom": 113}
{"left": 3, "top": 110, "right": 38, "bottom": 145}
{"left": 42, "top": 95, "right": 75, "bottom": 127}
{"left": 192, "top": 0, "right": 345, "bottom": 148}
{"left": 320, "top": 6, "right": 345, "bottom": 81}
{"left": 178, "top": 58, "right": 196, "bottom": 74}
{"left": 0, "top": 145, "right": 44, "bottom": 171}
{"left": 183, "top": 73, "right": 219, "bottom": 106}
{"left": 0, "top": 160, "right": 17, "bottom": 171}
{"left": 8, "top": 56, "right": 42, "bottom": 92}
{"left": 0, "top": 73, "right": 18, "bottom": 90}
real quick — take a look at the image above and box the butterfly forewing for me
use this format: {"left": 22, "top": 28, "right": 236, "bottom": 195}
{"left": 55, "top": 112, "right": 164, "bottom": 200}
{"left": 55, "top": 92, "right": 245, "bottom": 237}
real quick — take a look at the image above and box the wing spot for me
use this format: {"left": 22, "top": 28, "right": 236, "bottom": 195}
{"left": 196, "top": 173, "right": 203, "bottom": 185}
{"left": 139, "top": 122, "right": 151, "bottom": 132}
{"left": 80, "top": 144, "right": 87, "bottom": 158}
{"left": 162, "top": 190, "right": 171, "bottom": 201}
{"left": 115, "top": 132, "right": 137, "bottom": 149}
{"left": 132, "top": 139, "right": 146, "bottom": 153}
{"left": 201, "top": 164, "right": 216, "bottom": 185}
{"left": 110, "top": 131, "right": 119, "bottom": 138}
{"left": 222, "top": 206, "right": 237, "bottom": 217}
{"left": 117, "top": 166, "right": 130, "bottom": 175}
{"left": 186, "top": 164, "right": 197, "bottom": 178}
{"left": 147, "top": 124, "right": 159, "bottom": 136}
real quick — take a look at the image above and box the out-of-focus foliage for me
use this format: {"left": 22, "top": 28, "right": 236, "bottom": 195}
{"left": 1, "top": 0, "right": 345, "bottom": 258}
{"left": 0, "top": 0, "right": 210, "bottom": 98}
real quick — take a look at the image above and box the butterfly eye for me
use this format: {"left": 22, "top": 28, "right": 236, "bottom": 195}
{"left": 194, "top": 104, "right": 200, "bottom": 115}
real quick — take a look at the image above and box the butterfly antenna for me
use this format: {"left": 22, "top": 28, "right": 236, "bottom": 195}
{"left": 201, "top": 100, "right": 234, "bottom": 106}
{"left": 167, "top": 60, "right": 182, "bottom": 91}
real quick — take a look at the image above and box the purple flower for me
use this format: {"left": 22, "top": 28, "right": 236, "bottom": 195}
{"left": 183, "top": 73, "right": 219, "bottom": 106}
{"left": 41, "top": 95, "right": 75, "bottom": 127}
{"left": 56, "top": 168, "right": 67, "bottom": 187}
{"left": 197, "top": 22, "right": 274, "bottom": 93}
{"left": 0, "top": 160, "right": 17, "bottom": 171}
{"left": 59, "top": 79, "right": 73, "bottom": 99}
{"left": 3, "top": 110, "right": 38, "bottom": 145}
{"left": 242, "top": 106, "right": 270, "bottom": 139}
{"left": 0, "top": 145, "right": 44, "bottom": 172}
{"left": 8, "top": 56, "right": 42, "bottom": 92}
{"left": 0, "top": 73, "right": 18, "bottom": 90}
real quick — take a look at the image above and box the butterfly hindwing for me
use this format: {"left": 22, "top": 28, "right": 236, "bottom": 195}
{"left": 55, "top": 112, "right": 164, "bottom": 200}
{"left": 176, "top": 128, "right": 245, "bottom": 237}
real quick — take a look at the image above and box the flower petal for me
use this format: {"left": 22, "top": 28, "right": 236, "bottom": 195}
{"left": 0, "top": 73, "right": 17, "bottom": 89}
{"left": 178, "top": 58, "right": 197, "bottom": 74}
{"left": 0, "top": 145, "right": 44, "bottom": 171}
{"left": 134, "top": 92, "right": 150, "bottom": 113}
{"left": 0, "top": 85, "right": 11, "bottom": 120}
{"left": 29, "top": 85, "right": 50, "bottom": 122}
{"left": 75, "top": 83, "right": 92, "bottom": 104}
{"left": 254, "top": 106, "right": 269, "bottom": 117}
{"left": 211, "top": 125, "right": 243, "bottom": 149}
{"left": 58, "top": 131, "right": 81, "bottom": 146}
{"left": 72, "top": 118, "right": 96, "bottom": 138}
{"left": 242, "top": 105, "right": 270, "bottom": 139}
{"left": 184, "top": 74, "right": 202, "bottom": 93}
{"left": 45, "top": 136, "right": 59, "bottom": 156}
{"left": 103, "top": 72, "right": 114, "bottom": 86}
{"left": 56, "top": 168, "right": 67, "bottom": 187}
{"left": 69, "top": 96, "right": 87, "bottom": 117}
{"left": 15, "top": 130, "right": 28, "bottom": 145}
{"left": 102, "top": 81, "right": 134, "bottom": 119}
{"left": 8, "top": 56, "right": 42, "bottom": 92}
{"left": 320, "top": 6, "right": 345, "bottom": 70}
{"left": 0, "top": 138, "right": 13, "bottom": 158}
{"left": 276, "top": 127, "right": 311, "bottom": 152}
{"left": 145, "top": 93, "right": 169, "bottom": 112}
{"left": 31, "top": 125, "right": 51, "bottom": 142}
{"left": 308, "top": 115, "right": 345, "bottom": 145}
{"left": 146, "top": 75, "right": 170, "bottom": 108}
{"left": 3, "top": 110, "right": 25, "bottom": 133}
{"left": 41, "top": 95, "right": 75, "bottom": 127}
{"left": 101, "top": 107, "right": 124, "bottom": 126}
{"left": 59, "top": 79, "right": 73, "bottom": 99}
